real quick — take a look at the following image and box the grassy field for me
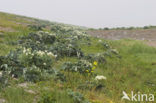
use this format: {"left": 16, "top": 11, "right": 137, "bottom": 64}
{"left": 0, "top": 12, "right": 156, "bottom": 103}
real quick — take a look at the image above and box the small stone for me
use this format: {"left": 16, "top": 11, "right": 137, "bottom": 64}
{"left": 25, "top": 89, "right": 36, "bottom": 94}
{"left": 18, "top": 83, "right": 28, "bottom": 88}
{"left": 0, "top": 99, "right": 6, "bottom": 103}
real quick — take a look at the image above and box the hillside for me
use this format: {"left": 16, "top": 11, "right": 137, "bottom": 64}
{"left": 88, "top": 29, "right": 156, "bottom": 41}
{"left": 0, "top": 12, "right": 156, "bottom": 103}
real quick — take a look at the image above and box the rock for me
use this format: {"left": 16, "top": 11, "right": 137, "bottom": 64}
{"left": 0, "top": 99, "right": 5, "bottom": 103}
{"left": 18, "top": 83, "right": 28, "bottom": 88}
{"left": 25, "top": 89, "right": 36, "bottom": 94}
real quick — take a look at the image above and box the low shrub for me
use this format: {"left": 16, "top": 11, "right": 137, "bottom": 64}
{"left": 38, "top": 91, "right": 56, "bottom": 103}
{"left": 28, "top": 24, "right": 45, "bottom": 31}
{"left": 62, "top": 60, "right": 96, "bottom": 75}
{"left": 0, "top": 71, "right": 10, "bottom": 88}
{"left": 19, "top": 31, "right": 56, "bottom": 45}
{"left": 85, "top": 49, "right": 119, "bottom": 63}
{"left": 68, "top": 90, "right": 90, "bottom": 103}
{"left": 0, "top": 48, "right": 56, "bottom": 82}
{"left": 49, "top": 41, "right": 83, "bottom": 58}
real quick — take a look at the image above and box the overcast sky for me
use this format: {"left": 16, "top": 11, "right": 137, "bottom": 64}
{"left": 0, "top": 0, "right": 156, "bottom": 28}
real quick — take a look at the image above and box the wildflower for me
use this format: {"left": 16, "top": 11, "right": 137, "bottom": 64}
{"left": 81, "top": 60, "right": 92, "bottom": 67}
{"left": 43, "top": 63, "right": 46, "bottom": 66}
{"left": 23, "top": 48, "right": 26, "bottom": 53}
{"left": 36, "top": 50, "right": 44, "bottom": 56}
{"left": 47, "top": 52, "right": 54, "bottom": 56}
{"left": 74, "top": 67, "right": 78, "bottom": 71}
{"left": 95, "top": 75, "right": 107, "bottom": 80}
{"left": 98, "top": 40, "right": 102, "bottom": 42}
{"left": 0, "top": 72, "right": 2, "bottom": 77}
{"left": 68, "top": 44, "right": 72, "bottom": 47}
{"left": 36, "top": 41, "right": 40, "bottom": 44}
{"left": 93, "top": 61, "right": 98, "bottom": 66}
{"left": 49, "top": 33, "right": 56, "bottom": 36}
{"left": 54, "top": 55, "right": 57, "bottom": 58}
{"left": 92, "top": 66, "right": 96, "bottom": 70}
{"left": 12, "top": 74, "right": 15, "bottom": 78}
{"left": 86, "top": 70, "right": 89, "bottom": 72}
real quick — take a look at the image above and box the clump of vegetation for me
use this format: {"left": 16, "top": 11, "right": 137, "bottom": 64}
{"left": 62, "top": 60, "right": 96, "bottom": 75}
{"left": 38, "top": 91, "right": 57, "bottom": 103}
{"left": 49, "top": 40, "right": 84, "bottom": 58}
{"left": 0, "top": 71, "right": 10, "bottom": 89}
{"left": 0, "top": 47, "right": 56, "bottom": 82}
{"left": 68, "top": 90, "right": 90, "bottom": 103}
{"left": 28, "top": 24, "right": 46, "bottom": 31}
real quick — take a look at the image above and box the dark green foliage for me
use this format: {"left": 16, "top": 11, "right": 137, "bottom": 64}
{"left": 68, "top": 90, "right": 90, "bottom": 103}
{"left": 49, "top": 41, "right": 83, "bottom": 58}
{"left": 84, "top": 54, "right": 106, "bottom": 63}
{"left": 62, "top": 60, "right": 93, "bottom": 74}
{"left": 28, "top": 24, "right": 45, "bottom": 31}
{"left": 33, "top": 55, "right": 52, "bottom": 70}
{"left": 55, "top": 72, "right": 66, "bottom": 82}
{"left": 19, "top": 39, "right": 48, "bottom": 51}
{"left": 0, "top": 50, "right": 24, "bottom": 78}
{"left": 24, "top": 66, "right": 44, "bottom": 82}
{"left": 0, "top": 48, "right": 55, "bottom": 82}
{"left": 0, "top": 71, "right": 10, "bottom": 88}
{"left": 19, "top": 31, "right": 56, "bottom": 45}
{"left": 38, "top": 91, "right": 56, "bottom": 103}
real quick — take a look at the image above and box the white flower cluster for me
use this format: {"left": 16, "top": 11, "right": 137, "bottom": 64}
{"left": 81, "top": 60, "right": 92, "bottom": 67}
{"left": 0, "top": 71, "right": 2, "bottom": 77}
{"left": 23, "top": 48, "right": 33, "bottom": 56}
{"left": 98, "top": 40, "right": 102, "bottom": 42}
{"left": 95, "top": 75, "right": 107, "bottom": 81}
{"left": 67, "top": 44, "right": 72, "bottom": 48}
{"left": 73, "top": 30, "right": 88, "bottom": 37}
{"left": 36, "top": 50, "right": 57, "bottom": 58}
{"left": 22, "top": 48, "right": 57, "bottom": 58}
{"left": 36, "top": 50, "right": 45, "bottom": 56}
{"left": 36, "top": 41, "right": 40, "bottom": 44}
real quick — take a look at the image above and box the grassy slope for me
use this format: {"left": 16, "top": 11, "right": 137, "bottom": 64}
{"left": 0, "top": 12, "right": 156, "bottom": 103}
{"left": 0, "top": 12, "right": 33, "bottom": 55}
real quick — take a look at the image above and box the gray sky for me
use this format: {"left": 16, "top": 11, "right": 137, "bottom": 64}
{"left": 0, "top": 0, "right": 156, "bottom": 28}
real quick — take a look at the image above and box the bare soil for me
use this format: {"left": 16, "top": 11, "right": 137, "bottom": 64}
{"left": 0, "top": 26, "right": 16, "bottom": 32}
{"left": 146, "top": 41, "right": 156, "bottom": 47}
{"left": 87, "top": 29, "right": 156, "bottom": 47}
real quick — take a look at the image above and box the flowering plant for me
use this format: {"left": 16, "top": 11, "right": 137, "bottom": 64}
{"left": 62, "top": 60, "right": 97, "bottom": 75}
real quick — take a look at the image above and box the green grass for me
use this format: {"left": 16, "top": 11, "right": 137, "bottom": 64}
{"left": 2, "top": 87, "right": 35, "bottom": 103}
{"left": 80, "top": 38, "right": 156, "bottom": 102}
{"left": 1, "top": 37, "right": 156, "bottom": 103}
{"left": 0, "top": 12, "right": 33, "bottom": 55}
{"left": 0, "top": 12, "right": 156, "bottom": 103}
